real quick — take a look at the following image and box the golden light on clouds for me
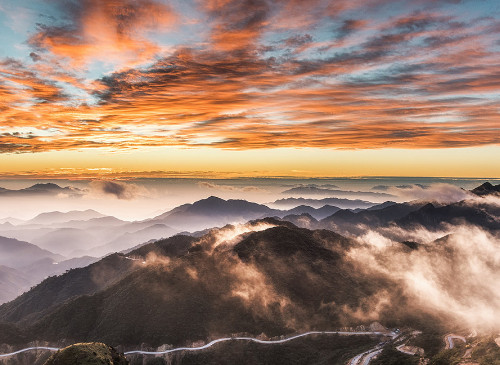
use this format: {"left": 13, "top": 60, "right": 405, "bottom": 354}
{"left": 0, "top": 0, "right": 499, "bottom": 177}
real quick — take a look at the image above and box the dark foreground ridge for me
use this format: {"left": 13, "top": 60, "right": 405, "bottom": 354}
{"left": 44, "top": 343, "right": 128, "bottom": 365}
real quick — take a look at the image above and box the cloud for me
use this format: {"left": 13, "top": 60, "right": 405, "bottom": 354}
{"left": 89, "top": 180, "right": 147, "bottom": 200}
{"left": 388, "top": 183, "right": 473, "bottom": 203}
{"left": 28, "top": 0, "right": 176, "bottom": 68}
{"left": 0, "top": 0, "right": 499, "bottom": 154}
{"left": 347, "top": 224, "right": 500, "bottom": 332}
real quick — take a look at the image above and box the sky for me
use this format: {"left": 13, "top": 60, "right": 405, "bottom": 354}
{"left": 0, "top": 0, "right": 499, "bottom": 178}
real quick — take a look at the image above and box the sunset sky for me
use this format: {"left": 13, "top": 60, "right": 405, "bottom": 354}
{"left": 1, "top": 0, "right": 499, "bottom": 178}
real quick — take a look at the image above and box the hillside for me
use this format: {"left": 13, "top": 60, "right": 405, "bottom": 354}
{"left": 0, "top": 266, "right": 31, "bottom": 304}
{"left": 44, "top": 342, "right": 128, "bottom": 365}
{"left": 0, "top": 222, "right": 408, "bottom": 347}
{"left": 0, "top": 236, "right": 63, "bottom": 269}
{"left": 0, "top": 254, "right": 136, "bottom": 324}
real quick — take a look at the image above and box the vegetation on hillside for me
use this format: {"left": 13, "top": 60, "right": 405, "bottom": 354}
{"left": 43, "top": 343, "right": 128, "bottom": 365}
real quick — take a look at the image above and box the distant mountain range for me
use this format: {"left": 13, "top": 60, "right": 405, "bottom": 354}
{"left": 0, "top": 183, "right": 83, "bottom": 197}
{"left": 28, "top": 209, "right": 105, "bottom": 225}
{"left": 0, "top": 181, "right": 497, "bottom": 312}
{"left": 0, "top": 236, "right": 96, "bottom": 304}
{"left": 0, "top": 236, "right": 63, "bottom": 268}
{"left": 280, "top": 183, "right": 500, "bottom": 236}
{"left": 272, "top": 197, "right": 376, "bottom": 209}
{"left": 281, "top": 186, "right": 396, "bottom": 200}
{"left": 145, "top": 196, "right": 362, "bottom": 231}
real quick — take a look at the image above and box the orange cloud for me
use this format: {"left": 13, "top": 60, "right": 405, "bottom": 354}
{"left": 0, "top": 0, "right": 498, "bottom": 157}
{"left": 29, "top": 0, "right": 176, "bottom": 68}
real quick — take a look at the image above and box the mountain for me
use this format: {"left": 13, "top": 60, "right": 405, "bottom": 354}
{"left": 122, "top": 234, "right": 196, "bottom": 258}
{"left": 0, "top": 183, "right": 83, "bottom": 197}
{"left": 30, "top": 228, "right": 99, "bottom": 257}
{"left": 0, "top": 222, "right": 404, "bottom": 347}
{"left": 318, "top": 201, "right": 427, "bottom": 235}
{"left": 0, "top": 266, "right": 31, "bottom": 304}
{"left": 0, "top": 254, "right": 137, "bottom": 324}
{"left": 366, "top": 201, "right": 397, "bottom": 210}
{"left": 281, "top": 205, "right": 341, "bottom": 220}
{"left": 0, "top": 236, "right": 99, "bottom": 304}
{"left": 282, "top": 186, "right": 395, "bottom": 200}
{"left": 316, "top": 196, "right": 500, "bottom": 236}
{"left": 21, "top": 256, "right": 98, "bottom": 281}
{"left": 282, "top": 186, "right": 395, "bottom": 199}
{"left": 272, "top": 197, "right": 375, "bottom": 209}
{"left": 0, "top": 217, "right": 26, "bottom": 225}
{"left": 395, "top": 201, "right": 500, "bottom": 232}
{"left": 148, "top": 196, "right": 276, "bottom": 230}
{"left": 471, "top": 182, "right": 500, "bottom": 196}
{"left": 281, "top": 213, "right": 319, "bottom": 228}
{"left": 28, "top": 209, "right": 106, "bottom": 225}
{"left": 0, "top": 234, "right": 196, "bottom": 324}
{"left": 0, "top": 186, "right": 498, "bottom": 364}
{"left": 86, "top": 223, "right": 179, "bottom": 257}
{"left": 0, "top": 236, "right": 63, "bottom": 269}
{"left": 51, "top": 216, "right": 127, "bottom": 230}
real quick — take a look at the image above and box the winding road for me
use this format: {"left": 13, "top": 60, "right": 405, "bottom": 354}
{"left": 362, "top": 349, "right": 382, "bottom": 365}
{"left": 0, "top": 330, "right": 386, "bottom": 358}
{"left": 124, "top": 331, "right": 385, "bottom": 355}
{"left": 444, "top": 334, "right": 466, "bottom": 349}
{"left": 349, "top": 346, "right": 385, "bottom": 365}
{"left": 0, "top": 346, "right": 59, "bottom": 358}
{"left": 396, "top": 344, "right": 416, "bottom": 355}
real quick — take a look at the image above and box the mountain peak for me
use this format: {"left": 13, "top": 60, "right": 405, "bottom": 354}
{"left": 471, "top": 182, "right": 500, "bottom": 196}
{"left": 24, "top": 183, "right": 62, "bottom": 190}
{"left": 200, "top": 195, "right": 225, "bottom": 203}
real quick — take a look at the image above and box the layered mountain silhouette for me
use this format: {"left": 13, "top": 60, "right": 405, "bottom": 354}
{"left": 284, "top": 187, "right": 499, "bottom": 235}
{"left": 28, "top": 209, "right": 106, "bottom": 225}
{"left": 146, "top": 196, "right": 349, "bottom": 231}
{"left": 281, "top": 186, "right": 395, "bottom": 200}
{"left": 0, "top": 236, "right": 96, "bottom": 304}
{"left": 0, "top": 183, "right": 83, "bottom": 197}
{"left": 272, "top": 197, "right": 375, "bottom": 209}
{"left": 0, "top": 236, "right": 63, "bottom": 268}
{"left": 395, "top": 201, "right": 500, "bottom": 231}
{"left": 146, "top": 196, "right": 275, "bottom": 231}
{"left": 311, "top": 201, "right": 431, "bottom": 236}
